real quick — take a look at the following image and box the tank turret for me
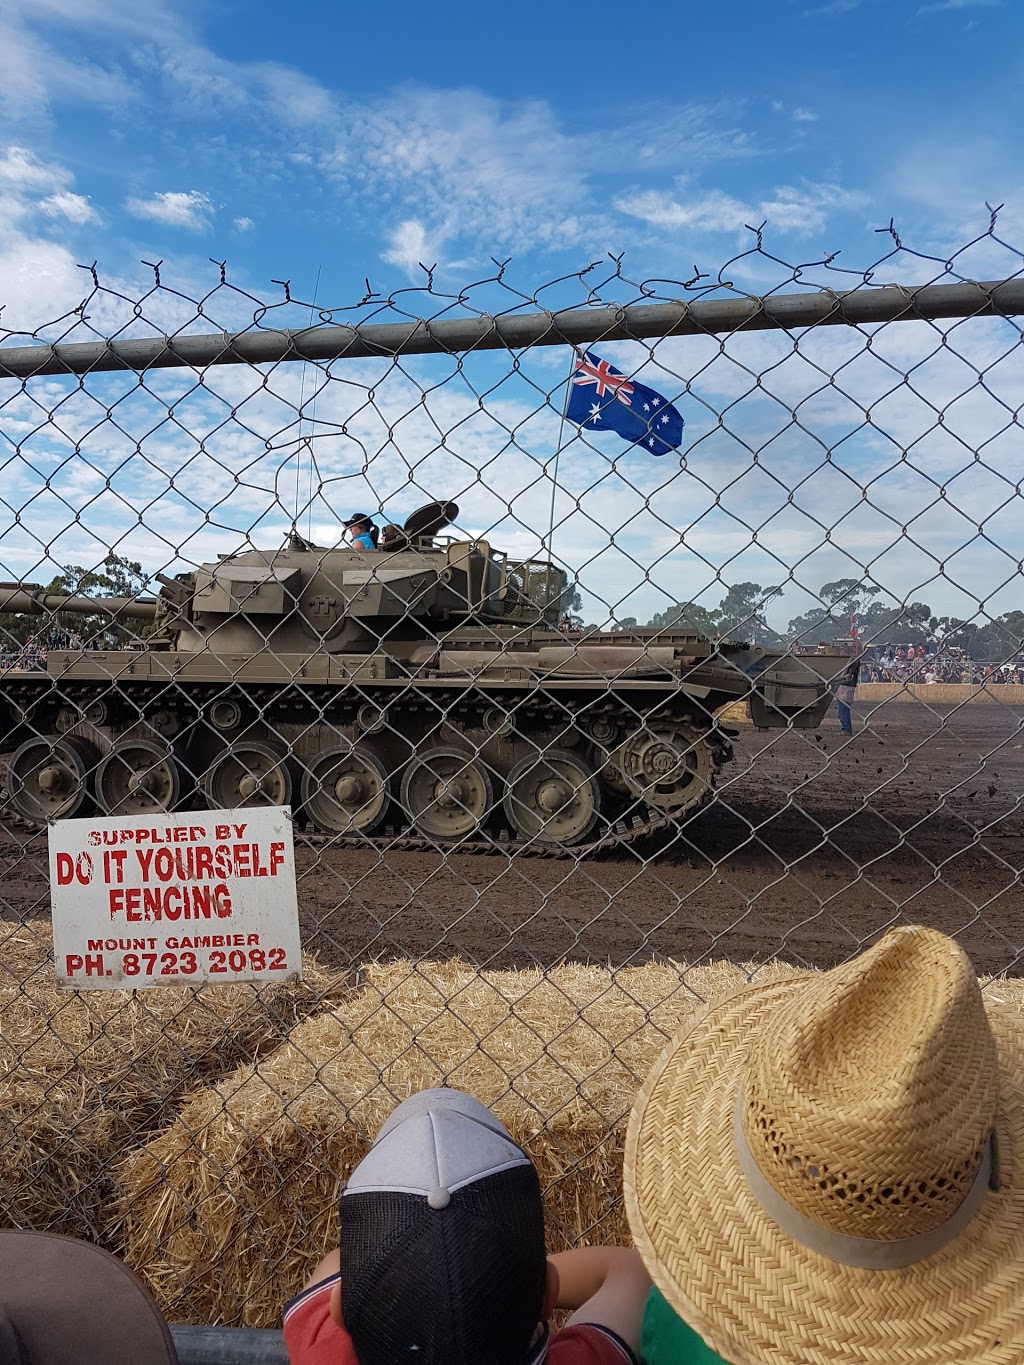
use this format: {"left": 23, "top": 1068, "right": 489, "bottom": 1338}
{"left": 153, "top": 501, "right": 566, "bottom": 655}
{"left": 0, "top": 500, "right": 850, "bottom": 853}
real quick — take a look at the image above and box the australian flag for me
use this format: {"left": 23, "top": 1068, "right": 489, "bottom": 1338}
{"left": 564, "top": 350, "right": 685, "bottom": 457}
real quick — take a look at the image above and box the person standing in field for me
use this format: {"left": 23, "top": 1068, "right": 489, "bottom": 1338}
{"left": 833, "top": 651, "right": 861, "bottom": 735}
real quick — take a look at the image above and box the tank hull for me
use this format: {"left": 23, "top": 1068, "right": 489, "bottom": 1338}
{"left": 0, "top": 632, "right": 847, "bottom": 854}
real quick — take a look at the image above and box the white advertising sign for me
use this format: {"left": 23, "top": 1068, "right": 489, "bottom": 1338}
{"left": 49, "top": 806, "right": 301, "bottom": 990}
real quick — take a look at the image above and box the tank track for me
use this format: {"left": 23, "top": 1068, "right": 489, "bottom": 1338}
{"left": 0, "top": 790, "right": 684, "bottom": 859}
{"left": 299, "top": 801, "right": 683, "bottom": 859}
{"left": 0, "top": 688, "right": 724, "bottom": 859}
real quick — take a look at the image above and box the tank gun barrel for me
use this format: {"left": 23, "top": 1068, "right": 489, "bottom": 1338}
{"left": 0, "top": 582, "right": 160, "bottom": 620}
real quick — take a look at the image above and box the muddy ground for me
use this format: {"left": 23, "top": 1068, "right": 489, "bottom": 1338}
{"left": 3, "top": 700, "right": 1022, "bottom": 976}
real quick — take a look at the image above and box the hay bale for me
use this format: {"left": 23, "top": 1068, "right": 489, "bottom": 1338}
{"left": 857, "top": 682, "right": 1024, "bottom": 704}
{"left": 0, "top": 921, "right": 347, "bottom": 1246}
{"left": 117, "top": 956, "right": 800, "bottom": 1327}
{"left": 717, "top": 700, "right": 750, "bottom": 725}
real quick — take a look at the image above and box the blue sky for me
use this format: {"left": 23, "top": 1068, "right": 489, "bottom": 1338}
{"left": 0, "top": 0, "right": 1022, "bottom": 631}
{"left": 5, "top": 0, "right": 1021, "bottom": 301}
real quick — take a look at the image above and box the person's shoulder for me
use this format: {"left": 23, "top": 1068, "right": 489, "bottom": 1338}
{"left": 282, "top": 1272, "right": 357, "bottom": 1365}
{"left": 548, "top": 1322, "right": 639, "bottom": 1365}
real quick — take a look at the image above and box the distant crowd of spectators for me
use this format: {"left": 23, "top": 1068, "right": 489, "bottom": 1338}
{"left": 854, "top": 645, "right": 1024, "bottom": 686}
{"left": 1, "top": 629, "right": 114, "bottom": 670}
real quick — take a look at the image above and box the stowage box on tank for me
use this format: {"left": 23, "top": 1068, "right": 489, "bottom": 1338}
{"left": 0, "top": 501, "right": 849, "bottom": 853}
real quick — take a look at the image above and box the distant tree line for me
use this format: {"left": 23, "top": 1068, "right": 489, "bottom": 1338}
{"left": 2, "top": 555, "right": 1019, "bottom": 664}
{"left": 781, "top": 577, "right": 1023, "bottom": 660}
{"left": 0, "top": 554, "right": 154, "bottom": 650}
{"left": 579, "top": 575, "right": 1023, "bottom": 661}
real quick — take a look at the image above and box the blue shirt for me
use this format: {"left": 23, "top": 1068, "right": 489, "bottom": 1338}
{"left": 350, "top": 531, "right": 375, "bottom": 551}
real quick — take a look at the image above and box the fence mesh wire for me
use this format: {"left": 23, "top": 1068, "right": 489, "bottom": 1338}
{"left": 0, "top": 221, "right": 1022, "bottom": 1327}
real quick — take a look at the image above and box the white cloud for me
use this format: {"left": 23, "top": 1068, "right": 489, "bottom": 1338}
{"left": 0, "top": 2, "right": 320, "bottom": 131}
{"left": 803, "top": 0, "right": 863, "bottom": 14}
{"left": 617, "top": 180, "right": 868, "bottom": 237}
{"left": 232, "top": 216, "right": 253, "bottom": 232}
{"left": 0, "top": 148, "right": 106, "bottom": 330}
{"left": 605, "top": 103, "right": 758, "bottom": 169}
{"left": 331, "top": 92, "right": 766, "bottom": 268}
{"left": 758, "top": 181, "right": 867, "bottom": 232}
{"left": 248, "top": 62, "right": 335, "bottom": 127}
{"left": 39, "top": 190, "right": 97, "bottom": 223}
{"left": 9, "top": 1, "right": 334, "bottom": 130}
{"left": 766, "top": 103, "right": 818, "bottom": 124}
{"left": 878, "top": 137, "right": 1024, "bottom": 271}
{"left": 329, "top": 89, "right": 593, "bottom": 259}
{"left": 381, "top": 219, "right": 446, "bottom": 274}
{"left": 0, "top": 147, "right": 97, "bottom": 225}
{"left": 0, "top": 146, "right": 67, "bottom": 192}
{"left": 918, "top": 0, "right": 1000, "bottom": 12}
{"left": 615, "top": 188, "right": 751, "bottom": 233}
{"left": 0, "top": 236, "right": 88, "bottom": 333}
{"left": 124, "top": 190, "right": 214, "bottom": 230}
{"left": 0, "top": 12, "right": 135, "bottom": 119}
{"left": 0, "top": 9, "right": 812, "bottom": 272}
{"left": 22, "top": 0, "right": 183, "bottom": 37}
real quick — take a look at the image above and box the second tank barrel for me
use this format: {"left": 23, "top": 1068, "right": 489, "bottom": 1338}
{"left": 0, "top": 582, "right": 160, "bottom": 620}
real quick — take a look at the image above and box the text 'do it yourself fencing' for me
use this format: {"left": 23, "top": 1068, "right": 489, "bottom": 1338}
{"left": 0, "top": 223, "right": 1022, "bottom": 1329}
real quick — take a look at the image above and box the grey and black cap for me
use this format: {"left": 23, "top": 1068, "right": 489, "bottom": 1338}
{"left": 340, "top": 1088, "right": 547, "bottom": 1365}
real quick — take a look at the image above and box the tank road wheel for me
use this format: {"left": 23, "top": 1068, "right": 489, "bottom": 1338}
{"left": 400, "top": 747, "right": 493, "bottom": 842}
{"left": 201, "top": 742, "right": 293, "bottom": 809}
{"left": 8, "top": 734, "right": 99, "bottom": 823}
{"left": 301, "top": 744, "right": 390, "bottom": 835}
{"left": 503, "top": 749, "right": 601, "bottom": 847}
{"left": 596, "top": 758, "right": 630, "bottom": 796}
{"left": 208, "top": 698, "right": 244, "bottom": 733}
{"left": 615, "top": 723, "right": 714, "bottom": 818}
{"left": 95, "top": 739, "right": 184, "bottom": 816}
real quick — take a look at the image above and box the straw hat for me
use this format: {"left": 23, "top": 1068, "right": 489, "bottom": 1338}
{"left": 624, "top": 927, "right": 1024, "bottom": 1365}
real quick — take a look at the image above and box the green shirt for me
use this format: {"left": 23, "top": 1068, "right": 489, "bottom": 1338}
{"left": 641, "top": 1287, "right": 730, "bottom": 1365}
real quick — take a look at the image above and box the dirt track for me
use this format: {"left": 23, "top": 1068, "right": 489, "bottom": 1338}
{"left": 2, "top": 700, "right": 1022, "bottom": 976}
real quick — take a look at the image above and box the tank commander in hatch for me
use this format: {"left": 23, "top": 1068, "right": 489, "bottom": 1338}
{"left": 343, "top": 514, "right": 380, "bottom": 551}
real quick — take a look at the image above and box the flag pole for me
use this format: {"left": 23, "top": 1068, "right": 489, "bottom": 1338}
{"left": 546, "top": 348, "right": 578, "bottom": 563}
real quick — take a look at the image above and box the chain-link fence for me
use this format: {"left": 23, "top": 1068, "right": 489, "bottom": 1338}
{"left": 0, "top": 220, "right": 1022, "bottom": 1329}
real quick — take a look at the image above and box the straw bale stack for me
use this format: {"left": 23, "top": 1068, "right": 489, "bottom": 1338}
{"left": 0, "top": 921, "right": 347, "bottom": 1245}
{"left": 717, "top": 700, "right": 751, "bottom": 726}
{"left": 118, "top": 955, "right": 801, "bottom": 1327}
{"left": 857, "top": 682, "right": 1024, "bottom": 704}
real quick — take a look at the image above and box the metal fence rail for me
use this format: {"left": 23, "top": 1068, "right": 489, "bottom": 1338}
{"left": 2, "top": 276, "right": 1023, "bottom": 377}
{"left": 0, "top": 221, "right": 1022, "bottom": 1329}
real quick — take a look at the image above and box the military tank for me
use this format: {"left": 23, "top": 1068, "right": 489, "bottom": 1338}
{"left": 0, "top": 501, "right": 848, "bottom": 853}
